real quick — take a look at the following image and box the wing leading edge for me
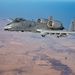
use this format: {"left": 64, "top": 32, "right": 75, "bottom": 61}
{"left": 36, "top": 29, "right": 75, "bottom": 37}
{"left": 36, "top": 29, "right": 75, "bottom": 33}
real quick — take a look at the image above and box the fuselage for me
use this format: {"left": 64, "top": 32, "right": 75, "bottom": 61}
{"left": 4, "top": 20, "right": 47, "bottom": 33}
{"left": 4, "top": 17, "right": 75, "bottom": 38}
{"left": 4, "top": 18, "right": 64, "bottom": 33}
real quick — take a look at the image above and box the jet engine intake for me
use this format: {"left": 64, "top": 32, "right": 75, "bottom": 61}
{"left": 37, "top": 18, "right": 48, "bottom": 24}
{"left": 47, "top": 20, "right": 64, "bottom": 30}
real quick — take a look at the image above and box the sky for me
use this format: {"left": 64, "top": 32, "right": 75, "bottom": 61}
{"left": 0, "top": 0, "right": 75, "bottom": 28}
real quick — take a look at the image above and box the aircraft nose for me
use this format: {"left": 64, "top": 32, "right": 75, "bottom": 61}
{"left": 4, "top": 28, "right": 9, "bottom": 31}
{"left": 4, "top": 25, "right": 12, "bottom": 31}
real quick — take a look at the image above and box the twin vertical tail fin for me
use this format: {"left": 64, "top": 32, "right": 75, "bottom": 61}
{"left": 69, "top": 20, "right": 75, "bottom": 31}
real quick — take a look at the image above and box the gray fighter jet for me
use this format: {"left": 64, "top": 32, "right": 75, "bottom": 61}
{"left": 4, "top": 16, "right": 75, "bottom": 38}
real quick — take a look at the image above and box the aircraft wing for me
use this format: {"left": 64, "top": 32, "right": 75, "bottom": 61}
{"left": 36, "top": 29, "right": 75, "bottom": 37}
{"left": 3, "top": 18, "right": 14, "bottom": 22}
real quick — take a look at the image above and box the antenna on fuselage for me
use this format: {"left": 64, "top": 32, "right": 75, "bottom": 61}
{"left": 48, "top": 16, "right": 53, "bottom": 20}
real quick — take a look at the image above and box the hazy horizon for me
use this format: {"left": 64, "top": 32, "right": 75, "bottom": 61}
{"left": 0, "top": 0, "right": 75, "bottom": 28}
{"left": 0, "top": 1, "right": 75, "bottom": 75}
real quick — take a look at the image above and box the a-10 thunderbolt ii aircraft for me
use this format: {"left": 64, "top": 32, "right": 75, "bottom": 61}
{"left": 4, "top": 16, "right": 75, "bottom": 38}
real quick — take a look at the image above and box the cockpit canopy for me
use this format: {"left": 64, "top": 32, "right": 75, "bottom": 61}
{"left": 12, "top": 18, "right": 26, "bottom": 23}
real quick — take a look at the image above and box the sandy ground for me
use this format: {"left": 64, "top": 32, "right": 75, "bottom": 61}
{"left": 0, "top": 21, "right": 75, "bottom": 75}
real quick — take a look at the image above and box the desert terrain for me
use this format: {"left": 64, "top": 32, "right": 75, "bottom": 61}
{"left": 0, "top": 19, "right": 75, "bottom": 75}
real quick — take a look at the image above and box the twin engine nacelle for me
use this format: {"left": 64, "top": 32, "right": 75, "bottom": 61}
{"left": 47, "top": 20, "right": 63, "bottom": 30}
{"left": 37, "top": 18, "right": 48, "bottom": 24}
{"left": 37, "top": 18, "right": 64, "bottom": 30}
{"left": 37, "top": 16, "right": 52, "bottom": 23}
